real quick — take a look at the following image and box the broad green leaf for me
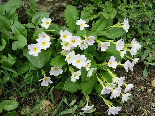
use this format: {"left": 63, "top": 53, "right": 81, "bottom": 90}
{"left": 90, "top": 0, "right": 102, "bottom": 4}
{"left": 7, "top": 54, "right": 16, "bottom": 65}
{"left": 0, "top": 39, "right": 6, "bottom": 51}
{"left": 12, "top": 34, "right": 27, "bottom": 50}
{"left": 27, "top": 52, "right": 45, "bottom": 68}
{"left": 2, "top": 100, "right": 19, "bottom": 111}
{"left": 92, "top": 17, "right": 107, "bottom": 33}
{"left": 55, "top": 82, "right": 64, "bottom": 90}
{"left": 50, "top": 55, "right": 67, "bottom": 67}
{"left": 143, "top": 67, "right": 148, "bottom": 77}
{"left": 84, "top": 45, "right": 96, "bottom": 56}
{"left": 107, "top": 27, "right": 125, "bottom": 39}
{"left": 17, "top": 62, "right": 31, "bottom": 74}
{"left": 1, "top": 30, "right": 9, "bottom": 43}
{"left": 11, "top": 21, "right": 27, "bottom": 37}
{"left": 4, "top": 111, "right": 17, "bottom": 116}
{"left": 32, "top": 27, "right": 44, "bottom": 40}
{"left": 42, "top": 50, "right": 52, "bottom": 65}
{"left": 100, "top": 71, "right": 113, "bottom": 83}
{"left": 26, "top": 9, "right": 35, "bottom": 18}
{"left": 0, "top": 102, "right": 3, "bottom": 113}
{"left": 63, "top": 78, "right": 80, "bottom": 93}
{"left": 81, "top": 77, "right": 97, "bottom": 95}
{"left": 26, "top": 23, "right": 36, "bottom": 28}
{"left": 64, "top": 5, "right": 78, "bottom": 33}
{"left": 29, "top": 0, "right": 38, "bottom": 12}
{"left": 48, "top": 23, "right": 61, "bottom": 35}
{"left": 81, "top": 67, "right": 89, "bottom": 82}
{"left": 0, "top": 15, "right": 10, "bottom": 32}
{"left": 32, "top": 11, "right": 50, "bottom": 25}
{"left": 4, "top": 0, "right": 22, "bottom": 12}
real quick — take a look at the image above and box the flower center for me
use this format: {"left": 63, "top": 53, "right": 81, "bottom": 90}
{"left": 76, "top": 59, "right": 81, "bottom": 64}
{"left": 80, "top": 23, "right": 84, "bottom": 26}
{"left": 67, "top": 55, "right": 70, "bottom": 59}
{"left": 42, "top": 41, "right": 46, "bottom": 46}
{"left": 54, "top": 67, "right": 58, "bottom": 70}
{"left": 81, "top": 41, "right": 84, "bottom": 45}
{"left": 46, "top": 21, "right": 49, "bottom": 25}
{"left": 110, "top": 61, "right": 113, "bottom": 65}
{"left": 131, "top": 42, "right": 133, "bottom": 46}
{"left": 72, "top": 39, "right": 76, "bottom": 43}
{"left": 74, "top": 74, "right": 77, "bottom": 77}
{"left": 86, "top": 38, "right": 89, "bottom": 41}
{"left": 33, "top": 47, "right": 38, "bottom": 52}
{"left": 43, "top": 35, "right": 46, "bottom": 38}
{"left": 63, "top": 34, "right": 67, "bottom": 39}
{"left": 43, "top": 78, "right": 48, "bottom": 81}
{"left": 64, "top": 42, "right": 69, "bottom": 46}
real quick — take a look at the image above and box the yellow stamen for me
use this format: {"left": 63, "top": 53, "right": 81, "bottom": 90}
{"left": 74, "top": 74, "right": 77, "bottom": 77}
{"left": 54, "top": 67, "right": 58, "bottom": 70}
{"left": 76, "top": 59, "right": 81, "bottom": 64}
{"left": 42, "top": 41, "right": 46, "bottom": 46}
{"left": 33, "top": 47, "right": 38, "bottom": 52}
{"left": 46, "top": 21, "right": 49, "bottom": 25}
{"left": 80, "top": 23, "right": 84, "bottom": 26}
{"left": 81, "top": 41, "right": 84, "bottom": 45}
{"left": 86, "top": 38, "right": 89, "bottom": 41}
{"left": 63, "top": 34, "right": 67, "bottom": 39}
{"left": 44, "top": 78, "right": 48, "bottom": 81}
{"left": 43, "top": 35, "right": 46, "bottom": 38}
{"left": 72, "top": 39, "right": 76, "bottom": 43}
{"left": 67, "top": 55, "right": 70, "bottom": 59}
{"left": 64, "top": 42, "right": 69, "bottom": 46}
{"left": 110, "top": 61, "right": 113, "bottom": 65}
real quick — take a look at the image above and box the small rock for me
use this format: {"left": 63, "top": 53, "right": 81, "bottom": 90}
{"left": 151, "top": 79, "right": 155, "bottom": 87}
{"left": 147, "top": 89, "right": 152, "bottom": 93}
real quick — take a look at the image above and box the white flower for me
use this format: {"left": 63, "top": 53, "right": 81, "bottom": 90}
{"left": 110, "top": 87, "right": 122, "bottom": 99}
{"left": 124, "top": 84, "right": 134, "bottom": 93}
{"left": 132, "top": 58, "right": 139, "bottom": 64}
{"left": 124, "top": 60, "right": 134, "bottom": 72}
{"left": 28, "top": 44, "right": 41, "bottom": 56}
{"left": 41, "top": 17, "right": 52, "bottom": 29}
{"left": 85, "top": 36, "right": 95, "bottom": 45}
{"left": 87, "top": 68, "right": 97, "bottom": 77}
{"left": 107, "top": 106, "right": 122, "bottom": 115}
{"left": 101, "top": 86, "right": 111, "bottom": 95}
{"left": 130, "top": 38, "right": 141, "bottom": 57}
{"left": 71, "top": 70, "right": 81, "bottom": 82}
{"left": 122, "top": 93, "right": 131, "bottom": 103}
{"left": 81, "top": 105, "right": 94, "bottom": 112}
{"left": 76, "top": 19, "right": 89, "bottom": 30}
{"left": 108, "top": 56, "right": 118, "bottom": 68}
{"left": 60, "top": 30, "right": 72, "bottom": 42}
{"left": 36, "top": 38, "right": 51, "bottom": 50}
{"left": 37, "top": 32, "right": 50, "bottom": 41}
{"left": 113, "top": 76, "right": 125, "bottom": 87}
{"left": 98, "top": 42, "right": 110, "bottom": 51}
{"left": 61, "top": 41, "right": 74, "bottom": 50}
{"left": 72, "top": 54, "right": 87, "bottom": 69}
{"left": 39, "top": 76, "right": 53, "bottom": 86}
{"left": 79, "top": 40, "right": 88, "bottom": 50}
{"left": 123, "top": 18, "right": 129, "bottom": 33}
{"left": 85, "top": 60, "right": 91, "bottom": 71}
{"left": 49, "top": 67, "right": 63, "bottom": 76}
{"left": 69, "top": 36, "right": 81, "bottom": 47}
{"left": 120, "top": 50, "right": 126, "bottom": 58}
{"left": 65, "top": 51, "right": 75, "bottom": 64}
{"left": 116, "top": 38, "right": 124, "bottom": 51}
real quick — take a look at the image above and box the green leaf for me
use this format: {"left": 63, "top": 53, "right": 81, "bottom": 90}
{"left": 63, "top": 78, "right": 80, "bottom": 93}
{"left": 32, "top": 27, "right": 45, "bottom": 40}
{"left": 50, "top": 55, "right": 67, "bottom": 67}
{"left": 0, "top": 39, "right": 6, "bottom": 51}
{"left": 26, "top": 23, "right": 36, "bottom": 28}
{"left": 24, "top": 70, "right": 39, "bottom": 84}
{"left": 48, "top": 23, "right": 61, "bottom": 35}
{"left": 55, "top": 82, "right": 64, "bottom": 90}
{"left": 59, "top": 105, "right": 77, "bottom": 115}
{"left": 90, "top": 0, "right": 102, "bottom": 4}
{"left": 11, "top": 21, "right": 27, "bottom": 37}
{"left": 32, "top": 11, "right": 50, "bottom": 25}
{"left": 92, "top": 17, "right": 107, "bottom": 33}
{"left": 12, "top": 34, "right": 27, "bottom": 50}
{"left": 29, "top": 0, "right": 38, "bottom": 12}
{"left": 84, "top": 45, "right": 96, "bottom": 56}
{"left": 17, "top": 62, "right": 31, "bottom": 74}
{"left": 0, "top": 15, "right": 10, "bottom": 32}
{"left": 0, "top": 102, "right": 3, "bottom": 113}
{"left": 100, "top": 71, "right": 113, "bottom": 83}
{"left": 27, "top": 52, "right": 45, "bottom": 68}
{"left": 4, "top": 0, "right": 22, "bottom": 12}
{"left": 4, "top": 111, "right": 17, "bottom": 116}
{"left": 64, "top": 5, "right": 78, "bottom": 33}
{"left": 2, "top": 100, "right": 19, "bottom": 111}
{"left": 143, "top": 67, "right": 148, "bottom": 77}
{"left": 26, "top": 9, "right": 35, "bottom": 18}
{"left": 81, "top": 67, "right": 89, "bottom": 81}
{"left": 7, "top": 54, "right": 16, "bottom": 65}
{"left": 107, "top": 27, "right": 125, "bottom": 39}
{"left": 81, "top": 77, "right": 97, "bottom": 95}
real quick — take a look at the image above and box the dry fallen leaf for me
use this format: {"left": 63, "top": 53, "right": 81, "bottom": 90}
{"left": 151, "top": 79, "right": 155, "bottom": 87}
